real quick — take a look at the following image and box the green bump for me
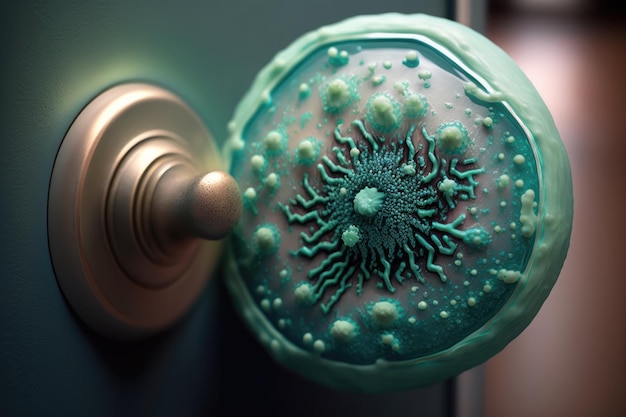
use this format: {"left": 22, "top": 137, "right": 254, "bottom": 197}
{"left": 497, "top": 269, "right": 521, "bottom": 284}
{"left": 264, "top": 130, "right": 286, "bottom": 155}
{"left": 438, "top": 178, "right": 456, "bottom": 196}
{"left": 331, "top": 319, "right": 357, "bottom": 342}
{"left": 253, "top": 224, "right": 280, "bottom": 255}
{"left": 372, "top": 75, "right": 386, "bottom": 86}
{"left": 404, "top": 93, "right": 428, "bottom": 118}
{"left": 298, "top": 83, "right": 311, "bottom": 100}
{"left": 328, "top": 46, "right": 349, "bottom": 66}
{"left": 436, "top": 121, "right": 469, "bottom": 154}
{"left": 462, "top": 227, "right": 492, "bottom": 249}
{"left": 295, "top": 137, "right": 321, "bottom": 165}
{"left": 371, "top": 300, "right": 399, "bottom": 327}
{"left": 294, "top": 282, "right": 313, "bottom": 305}
{"left": 418, "top": 69, "right": 432, "bottom": 80}
{"left": 250, "top": 154, "right": 265, "bottom": 171}
{"left": 341, "top": 225, "right": 361, "bottom": 247}
{"left": 402, "top": 50, "right": 419, "bottom": 68}
{"left": 353, "top": 187, "right": 385, "bottom": 217}
{"left": 402, "top": 163, "right": 416, "bottom": 176}
{"left": 367, "top": 94, "right": 400, "bottom": 131}
{"left": 322, "top": 78, "right": 354, "bottom": 113}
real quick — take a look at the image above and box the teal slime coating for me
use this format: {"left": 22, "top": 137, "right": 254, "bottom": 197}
{"left": 229, "top": 38, "right": 539, "bottom": 365}
{"left": 223, "top": 14, "right": 573, "bottom": 392}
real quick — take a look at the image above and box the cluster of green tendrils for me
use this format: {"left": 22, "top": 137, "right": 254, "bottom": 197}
{"left": 279, "top": 120, "right": 489, "bottom": 314}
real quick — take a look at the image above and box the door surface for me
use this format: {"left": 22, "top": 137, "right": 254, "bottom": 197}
{"left": 0, "top": 1, "right": 478, "bottom": 416}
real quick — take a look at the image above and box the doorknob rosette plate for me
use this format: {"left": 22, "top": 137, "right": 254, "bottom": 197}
{"left": 48, "top": 83, "right": 224, "bottom": 339}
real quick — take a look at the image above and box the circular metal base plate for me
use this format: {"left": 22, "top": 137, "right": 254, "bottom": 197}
{"left": 48, "top": 83, "right": 223, "bottom": 339}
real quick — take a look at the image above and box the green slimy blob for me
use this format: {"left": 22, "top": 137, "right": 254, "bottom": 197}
{"left": 321, "top": 77, "right": 355, "bottom": 113}
{"left": 353, "top": 187, "right": 385, "bottom": 217}
{"left": 404, "top": 93, "right": 428, "bottom": 118}
{"left": 224, "top": 13, "right": 573, "bottom": 393}
{"left": 299, "top": 83, "right": 311, "bottom": 100}
{"left": 341, "top": 225, "right": 361, "bottom": 247}
{"left": 331, "top": 319, "right": 358, "bottom": 342}
{"left": 370, "top": 300, "right": 400, "bottom": 327}
{"left": 263, "top": 130, "right": 286, "bottom": 155}
{"left": 436, "top": 121, "right": 469, "bottom": 154}
{"left": 402, "top": 50, "right": 420, "bottom": 68}
{"left": 253, "top": 223, "right": 280, "bottom": 255}
{"left": 366, "top": 93, "right": 401, "bottom": 131}
{"left": 295, "top": 137, "right": 321, "bottom": 165}
{"left": 328, "top": 46, "right": 350, "bottom": 67}
{"left": 294, "top": 282, "right": 314, "bottom": 305}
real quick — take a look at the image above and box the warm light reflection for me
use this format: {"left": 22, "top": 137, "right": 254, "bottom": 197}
{"left": 490, "top": 21, "right": 584, "bottom": 145}
{"left": 511, "top": 0, "right": 590, "bottom": 13}
{"left": 486, "top": 13, "right": 626, "bottom": 417}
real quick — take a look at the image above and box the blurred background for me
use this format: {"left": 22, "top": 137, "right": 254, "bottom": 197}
{"left": 485, "top": 1, "right": 626, "bottom": 416}
{"left": 1, "top": 0, "right": 624, "bottom": 416}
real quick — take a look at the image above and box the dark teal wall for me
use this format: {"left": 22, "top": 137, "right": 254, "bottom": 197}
{"left": 0, "top": 1, "right": 458, "bottom": 416}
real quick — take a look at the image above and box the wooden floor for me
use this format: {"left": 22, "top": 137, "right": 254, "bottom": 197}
{"left": 484, "top": 11, "right": 626, "bottom": 417}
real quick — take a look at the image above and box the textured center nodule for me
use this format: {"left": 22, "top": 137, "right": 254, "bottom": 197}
{"left": 353, "top": 186, "right": 385, "bottom": 217}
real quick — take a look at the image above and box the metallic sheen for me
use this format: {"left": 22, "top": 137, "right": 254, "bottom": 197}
{"left": 48, "top": 83, "right": 242, "bottom": 339}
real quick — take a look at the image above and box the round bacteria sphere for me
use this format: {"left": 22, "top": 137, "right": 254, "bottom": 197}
{"left": 223, "top": 13, "right": 573, "bottom": 392}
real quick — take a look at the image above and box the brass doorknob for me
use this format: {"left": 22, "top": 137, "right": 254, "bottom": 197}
{"left": 48, "top": 83, "right": 242, "bottom": 339}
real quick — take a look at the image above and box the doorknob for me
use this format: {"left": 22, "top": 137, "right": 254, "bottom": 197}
{"left": 48, "top": 13, "right": 573, "bottom": 393}
{"left": 48, "top": 83, "right": 242, "bottom": 339}
{"left": 222, "top": 13, "right": 573, "bottom": 392}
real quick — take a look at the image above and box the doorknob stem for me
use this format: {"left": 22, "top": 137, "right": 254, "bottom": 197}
{"left": 48, "top": 83, "right": 242, "bottom": 339}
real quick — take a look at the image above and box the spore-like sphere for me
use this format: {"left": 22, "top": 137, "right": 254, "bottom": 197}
{"left": 224, "top": 15, "right": 559, "bottom": 390}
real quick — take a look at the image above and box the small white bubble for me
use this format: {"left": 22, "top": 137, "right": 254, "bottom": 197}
{"left": 513, "top": 154, "right": 526, "bottom": 165}
{"left": 313, "top": 339, "right": 325, "bottom": 353}
{"left": 250, "top": 154, "right": 265, "bottom": 170}
{"left": 405, "top": 50, "right": 418, "bottom": 62}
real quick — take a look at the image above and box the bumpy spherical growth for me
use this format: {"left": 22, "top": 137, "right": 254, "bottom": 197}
{"left": 224, "top": 14, "right": 573, "bottom": 392}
